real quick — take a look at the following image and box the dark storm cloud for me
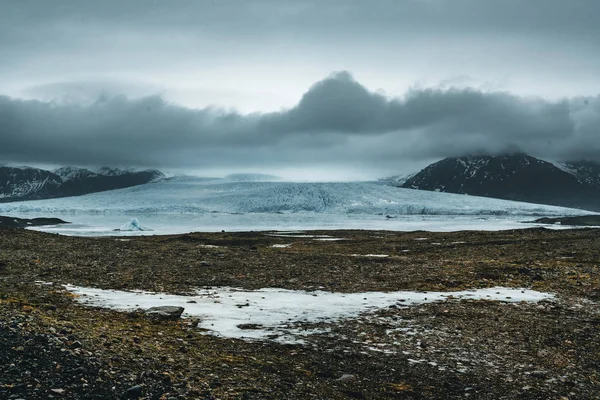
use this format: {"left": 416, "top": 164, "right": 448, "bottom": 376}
{"left": 1, "top": 72, "right": 598, "bottom": 171}
{"left": 264, "top": 72, "right": 573, "bottom": 139}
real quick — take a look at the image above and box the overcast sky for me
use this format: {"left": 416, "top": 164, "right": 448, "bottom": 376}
{"left": 1, "top": 0, "right": 599, "bottom": 179}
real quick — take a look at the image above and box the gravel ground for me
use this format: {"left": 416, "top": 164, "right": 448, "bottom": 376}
{"left": 1, "top": 226, "right": 599, "bottom": 399}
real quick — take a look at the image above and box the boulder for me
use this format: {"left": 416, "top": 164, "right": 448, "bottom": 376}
{"left": 144, "top": 306, "right": 184, "bottom": 320}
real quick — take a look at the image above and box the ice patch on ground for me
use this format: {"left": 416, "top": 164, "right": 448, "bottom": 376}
{"left": 64, "top": 285, "right": 554, "bottom": 343}
{"left": 350, "top": 254, "right": 389, "bottom": 258}
{"left": 266, "top": 234, "right": 333, "bottom": 238}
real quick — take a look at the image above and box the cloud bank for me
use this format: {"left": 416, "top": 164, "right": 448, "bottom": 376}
{"left": 2, "top": 0, "right": 600, "bottom": 112}
{"left": 1, "top": 72, "right": 599, "bottom": 176}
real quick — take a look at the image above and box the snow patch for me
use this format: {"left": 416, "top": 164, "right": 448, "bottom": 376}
{"left": 266, "top": 234, "right": 332, "bottom": 238}
{"left": 64, "top": 285, "right": 554, "bottom": 343}
{"left": 350, "top": 254, "right": 389, "bottom": 258}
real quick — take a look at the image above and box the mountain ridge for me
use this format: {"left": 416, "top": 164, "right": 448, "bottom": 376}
{"left": 401, "top": 154, "right": 600, "bottom": 211}
{"left": 0, "top": 165, "right": 165, "bottom": 202}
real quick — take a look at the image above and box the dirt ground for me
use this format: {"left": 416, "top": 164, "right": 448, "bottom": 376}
{"left": 1, "top": 227, "right": 599, "bottom": 399}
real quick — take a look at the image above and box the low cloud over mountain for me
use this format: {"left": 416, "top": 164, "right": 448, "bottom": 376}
{"left": 1, "top": 72, "right": 599, "bottom": 176}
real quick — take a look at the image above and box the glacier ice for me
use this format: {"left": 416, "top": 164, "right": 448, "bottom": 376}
{"left": 0, "top": 177, "right": 593, "bottom": 235}
{"left": 0, "top": 176, "right": 588, "bottom": 216}
{"left": 119, "top": 218, "right": 151, "bottom": 232}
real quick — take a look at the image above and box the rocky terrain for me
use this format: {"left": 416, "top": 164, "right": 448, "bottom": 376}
{"left": 0, "top": 216, "right": 69, "bottom": 228}
{"left": 1, "top": 227, "right": 599, "bottom": 399}
{"left": 532, "top": 215, "right": 600, "bottom": 226}
{"left": 0, "top": 166, "right": 164, "bottom": 202}
{"left": 401, "top": 154, "right": 600, "bottom": 211}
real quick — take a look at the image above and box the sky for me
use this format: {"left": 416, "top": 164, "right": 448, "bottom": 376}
{"left": 1, "top": 0, "right": 599, "bottom": 180}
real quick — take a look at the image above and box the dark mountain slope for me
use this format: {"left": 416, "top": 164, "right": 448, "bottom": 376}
{"left": 0, "top": 166, "right": 164, "bottom": 202}
{"left": 0, "top": 167, "right": 63, "bottom": 201}
{"left": 402, "top": 154, "right": 600, "bottom": 211}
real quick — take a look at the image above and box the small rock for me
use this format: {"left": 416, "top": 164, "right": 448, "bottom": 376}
{"left": 50, "top": 388, "right": 66, "bottom": 396}
{"left": 186, "top": 318, "right": 200, "bottom": 328}
{"left": 144, "top": 306, "right": 184, "bottom": 320}
{"left": 337, "top": 374, "right": 357, "bottom": 381}
{"left": 124, "top": 385, "right": 143, "bottom": 399}
{"left": 531, "top": 370, "right": 548, "bottom": 378}
{"left": 72, "top": 366, "right": 88, "bottom": 375}
{"left": 340, "top": 390, "right": 365, "bottom": 399}
{"left": 237, "top": 323, "right": 263, "bottom": 330}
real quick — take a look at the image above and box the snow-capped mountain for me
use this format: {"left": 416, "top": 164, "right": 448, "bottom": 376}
{"left": 54, "top": 166, "right": 99, "bottom": 182}
{"left": 0, "top": 166, "right": 165, "bottom": 202}
{"left": 401, "top": 154, "right": 600, "bottom": 211}
{"left": 95, "top": 167, "right": 130, "bottom": 177}
{"left": 553, "top": 161, "right": 600, "bottom": 189}
{"left": 0, "top": 166, "right": 63, "bottom": 200}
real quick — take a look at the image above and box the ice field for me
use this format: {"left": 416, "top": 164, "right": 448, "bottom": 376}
{"left": 0, "top": 176, "right": 590, "bottom": 236}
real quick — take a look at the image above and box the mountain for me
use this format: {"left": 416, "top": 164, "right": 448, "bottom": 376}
{"left": 554, "top": 161, "right": 600, "bottom": 188}
{"left": 0, "top": 166, "right": 64, "bottom": 201}
{"left": 379, "top": 173, "right": 417, "bottom": 186}
{"left": 0, "top": 166, "right": 165, "bottom": 202}
{"left": 54, "top": 166, "right": 99, "bottom": 182}
{"left": 401, "top": 154, "right": 600, "bottom": 211}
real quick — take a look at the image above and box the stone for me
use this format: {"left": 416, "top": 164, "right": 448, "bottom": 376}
{"left": 531, "top": 370, "right": 548, "bottom": 378}
{"left": 144, "top": 306, "right": 184, "bottom": 320}
{"left": 124, "top": 385, "right": 143, "bottom": 399}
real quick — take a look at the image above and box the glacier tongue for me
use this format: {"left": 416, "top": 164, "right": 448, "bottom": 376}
{"left": 0, "top": 177, "right": 592, "bottom": 236}
{"left": 0, "top": 177, "right": 587, "bottom": 216}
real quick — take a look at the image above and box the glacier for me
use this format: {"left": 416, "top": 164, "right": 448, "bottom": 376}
{"left": 0, "top": 176, "right": 591, "bottom": 236}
